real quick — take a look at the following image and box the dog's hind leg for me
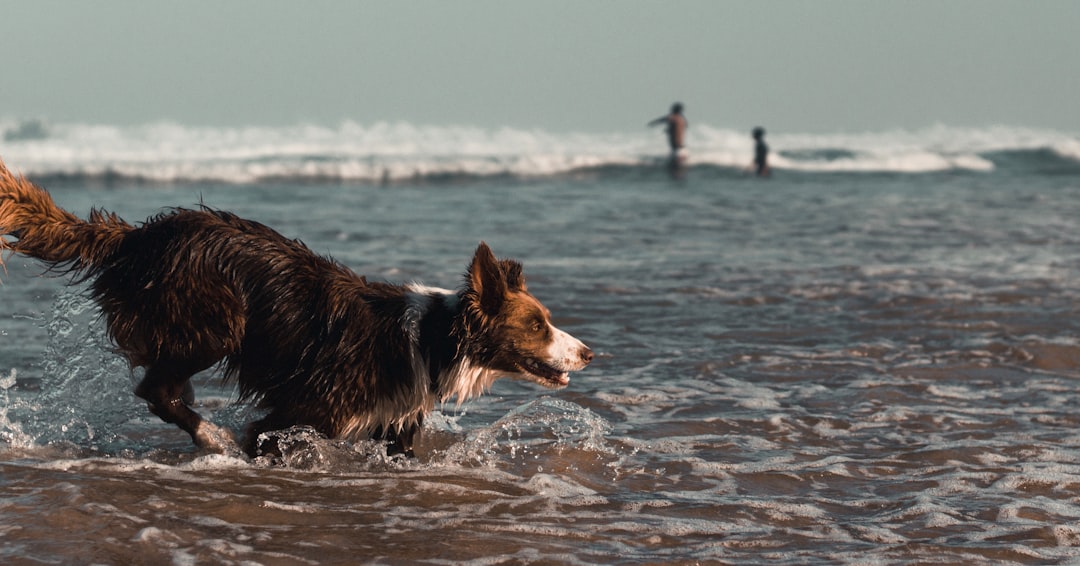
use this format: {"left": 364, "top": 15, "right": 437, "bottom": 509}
{"left": 134, "top": 363, "right": 236, "bottom": 452}
{"left": 377, "top": 417, "right": 423, "bottom": 458}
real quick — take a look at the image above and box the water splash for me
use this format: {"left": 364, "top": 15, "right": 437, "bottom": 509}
{"left": 437, "top": 397, "right": 613, "bottom": 469}
{"left": 0, "top": 291, "right": 141, "bottom": 452}
{"left": 0, "top": 368, "right": 34, "bottom": 448}
{"left": 236, "top": 398, "right": 615, "bottom": 473}
{"left": 249, "top": 425, "right": 407, "bottom": 471}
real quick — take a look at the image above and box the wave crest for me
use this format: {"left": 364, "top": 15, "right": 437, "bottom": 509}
{"left": 2, "top": 120, "right": 1077, "bottom": 183}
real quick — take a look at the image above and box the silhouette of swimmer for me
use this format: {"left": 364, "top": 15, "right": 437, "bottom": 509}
{"left": 649, "top": 103, "right": 688, "bottom": 167}
{"left": 752, "top": 127, "right": 770, "bottom": 177}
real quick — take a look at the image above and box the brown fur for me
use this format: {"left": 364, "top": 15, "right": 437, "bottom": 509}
{"left": 0, "top": 159, "right": 592, "bottom": 456}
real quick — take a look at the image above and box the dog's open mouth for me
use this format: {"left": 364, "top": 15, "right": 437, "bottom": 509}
{"left": 519, "top": 358, "right": 570, "bottom": 388}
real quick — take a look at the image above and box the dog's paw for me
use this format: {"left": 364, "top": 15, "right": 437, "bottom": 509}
{"left": 193, "top": 421, "right": 242, "bottom": 455}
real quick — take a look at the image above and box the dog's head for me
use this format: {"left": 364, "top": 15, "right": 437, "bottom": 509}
{"left": 462, "top": 242, "right": 592, "bottom": 388}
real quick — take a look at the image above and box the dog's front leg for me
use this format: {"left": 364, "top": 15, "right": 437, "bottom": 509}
{"left": 134, "top": 364, "right": 236, "bottom": 453}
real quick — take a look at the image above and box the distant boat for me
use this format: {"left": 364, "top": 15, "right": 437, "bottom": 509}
{"left": 4, "top": 119, "right": 49, "bottom": 142}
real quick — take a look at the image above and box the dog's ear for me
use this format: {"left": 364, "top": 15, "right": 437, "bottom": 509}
{"left": 468, "top": 242, "right": 507, "bottom": 314}
{"left": 502, "top": 260, "right": 526, "bottom": 292}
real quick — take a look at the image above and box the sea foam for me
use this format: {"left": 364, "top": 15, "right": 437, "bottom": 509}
{"left": 1, "top": 120, "right": 1076, "bottom": 183}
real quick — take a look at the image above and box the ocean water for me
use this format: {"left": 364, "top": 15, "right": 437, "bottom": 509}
{"left": 2, "top": 121, "right": 1080, "bottom": 564}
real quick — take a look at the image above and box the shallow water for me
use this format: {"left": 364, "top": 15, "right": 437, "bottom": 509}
{"left": 4, "top": 163, "right": 1080, "bottom": 564}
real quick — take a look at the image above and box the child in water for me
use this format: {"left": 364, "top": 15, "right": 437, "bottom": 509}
{"left": 752, "top": 127, "right": 770, "bottom": 177}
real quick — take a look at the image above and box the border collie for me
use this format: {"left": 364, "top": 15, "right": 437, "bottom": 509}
{"left": 0, "top": 160, "right": 592, "bottom": 457}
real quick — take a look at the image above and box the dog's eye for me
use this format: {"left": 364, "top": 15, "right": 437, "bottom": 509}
{"left": 530, "top": 321, "right": 544, "bottom": 333}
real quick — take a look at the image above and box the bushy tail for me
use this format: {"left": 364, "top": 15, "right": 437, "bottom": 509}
{"left": 0, "top": 158, "right": 132, "bottom": 274}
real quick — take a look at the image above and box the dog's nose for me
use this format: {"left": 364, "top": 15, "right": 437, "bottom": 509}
{"left": 580, "top": 346, "right": 594, "bottom": 365}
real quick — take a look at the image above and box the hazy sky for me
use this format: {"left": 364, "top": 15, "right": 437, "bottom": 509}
{"left": 2, "top": 1, "right": 1077, "bottom": 134}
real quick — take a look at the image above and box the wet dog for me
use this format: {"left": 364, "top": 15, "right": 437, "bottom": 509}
{"left": 0, "top": 160, "right": 592, "bottom": 456}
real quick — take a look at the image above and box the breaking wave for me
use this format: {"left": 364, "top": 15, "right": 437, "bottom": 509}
{"left": 1, "top": 119, "right": 1077, "bottom": 184}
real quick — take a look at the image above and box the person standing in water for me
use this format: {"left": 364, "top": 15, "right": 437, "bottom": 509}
{"left": 752, "top": 126, "right": 770, "bottom": 177}
{"left": 649, "top": 103, "right": 688, "bottom": 171}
